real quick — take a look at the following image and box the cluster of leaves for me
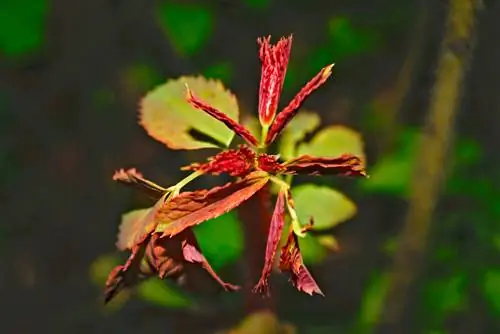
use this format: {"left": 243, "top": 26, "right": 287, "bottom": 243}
{"left": 101, "top": 35, "right": 367, "bottom": 306}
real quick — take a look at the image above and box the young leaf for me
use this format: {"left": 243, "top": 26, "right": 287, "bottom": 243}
{"left": 266, "top": 64, "right": 333, "bottom": 145}
{"left": 279, "top": 227, "right": 323, "bottom": 296}
{"left": 156, "top": 171, "right": 270, "bottom": 238}
{"left": 140, "top": 76, "right": 239, "bottom": 150}
{"left": 293, "top": 184, "right": 356, "bottom": 230}
{"left": 278, "top": 110, "right": 321, "bottom": 160}
{"left": 253, "top": 189, "right": 286, "bottom": 295}
{"left": 297, "top": 125, "right": 365, "bottom": 166}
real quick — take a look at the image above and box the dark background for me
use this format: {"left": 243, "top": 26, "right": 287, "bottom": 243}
{"left": 1, "top": 0, "right": 500, "bottom": 333}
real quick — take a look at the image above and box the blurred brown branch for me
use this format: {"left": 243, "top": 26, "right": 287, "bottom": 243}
{"left": 375, "top": 0, "right": 482, "bottom": 331}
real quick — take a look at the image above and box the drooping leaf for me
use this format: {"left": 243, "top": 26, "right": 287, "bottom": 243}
{"left": 293, "top": 184, "right": 356, "bottom": 230}
{"left": 253, "top": 189, "right": 286, "bottom": 295}
{"left": 156, "top": 171, "right": 270, "bottom": 237}
{"left": 105, "top": 229, "right": 239, "bottom": 304}
{"left": 193, "top": 211, "right": 244, "bottom": 270}
{"left": 482, "top": 269, "right": 500, "bottom": 315}
{"left": 137, "top": 278, "right": 193, "bottom": 309}
{"left": 266, "top": 64, "right": 334, "bottom": 145}
{"left": 279, "top": 227, "right": 323, "bottom": 296}
{"left": 156, "top": 2, "right": 213, "bottom": 56}
{"left": 0, "top": 0, "right": 48, "bottom": 57}
{"left": 140, "top": 76, "right": 239, "bottom": 150}
{"left": 278, "top": 110, "right": 321, "bottom": 160}
{"left": 112, "top": 168, "right": 167, "bottom": 199}
{"left": 282, "top": 154, "right": 366, "bottom": 177}
{"left": 297, "top": 125, "right": 365, "bottom": 166}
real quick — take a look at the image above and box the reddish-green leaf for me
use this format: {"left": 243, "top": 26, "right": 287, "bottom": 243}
{"left": 156, "top": 171, "right": 270, "bottom": 238}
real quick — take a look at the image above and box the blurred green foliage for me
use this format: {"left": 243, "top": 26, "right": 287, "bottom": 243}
{"left": 0, "top": 0, "right": 47, "bottom": 57}
{"left": 157, "top": 1, "right": 213, "bottom": 57}
{"left": 242, "top": 0, "right": 270, "bottom": 10}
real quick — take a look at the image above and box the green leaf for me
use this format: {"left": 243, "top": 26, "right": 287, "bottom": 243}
{"left": 137, "top": 278, "right": 193, "bottom": 309}
{"left": 360, "top": 129, "right": 418, "bottom": 197}
{"left": 193, "top": 211, "right": 244, "bottom": 269}
{"left": 242, "top": 0, "right": 270, "bottom": 9}
{"left": 157, "top": 2, "right": 213, "bottom": 56}
{"left": 482, "top": 269, "right": 500, "bottom": 315}
{"left": 424, "top": 274, "right": 468, "bottom": 323}
{"left": 297, "top": 125, "right": 365, "bottom": 164}
{"left": 299, "top": 234, "right": 328, "bottom": 265}
{"left": 278, "top": 110, "right": 321, "bottom": 160}
{"left": 293, "top": 184, "right": 357, "bottom": 230}
{"left": 327, "top": 17, "right": 377, "bottom": 60}
{"left": 229, "top": 310, "right": 296, "bottom": 334}
{"left": 140, "top": 76, "right": 239, "bottom": 150}
{"left": 0, "top": 0, "right": 48, "bottom": 57}
{"left": 202, "top": 62, "right": 233, "bottom": 84}
{"left": 357, "top": 272, "right": 390, "bottom": 330}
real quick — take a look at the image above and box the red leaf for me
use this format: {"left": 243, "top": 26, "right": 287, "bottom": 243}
{"left": 279, "top": 227, "right": 324, "bottom": 296}
{"left": 186, "top": 86, "right": 259, "bottom": 146}
{"left": 182, "top": 145, "right": 256, "bottom": 177}
{"left": 256, "top": 153, "right": 284, "bottom": 174}
{"left": 266, "top": 64, "right": 334, "bottom": 144}
{"left": 252, "top": 189, "right": 286, "bottom": 295}
{"left": 156, "top": 171, "right": 270, "bottom": 238}
{"left": 104, "top": 229, "right": 239, "bottom": 304}
{"left": 112, "top": 168, "right": 167, "bottom": 198}
{"left": 257, "top": 35, "right": 292, "bottom": 127}
{"left": 281, "top": 154, "right": 366, "bottom": 177}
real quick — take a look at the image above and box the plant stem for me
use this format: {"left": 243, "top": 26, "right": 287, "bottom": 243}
{"left": 238, "top": 184, "right": 275, "bottom": 313}
{"left": 375, "top": 0, "right": 481, "bottom": 331}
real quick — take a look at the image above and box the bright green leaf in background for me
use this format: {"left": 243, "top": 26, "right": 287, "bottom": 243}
{"left": 193, "top": 211, "right": 244, "bottom": 270}
{"left": 0, "top": 0, "right": 47, "bottom": 57}
{"left": 226, "top": 310, "right": 296, "bottom": 334}
{"left": 356, "top": 272, "right": 390, "bottom": 331}
{"left": 278, "top": 110, "right": 321, "bottom": 160}
{"left": 297, "top": 125, "right": 365, "bottom": 164}
{"left": 140, "top": 76, "right": 239, "bottom": 150}
{"left": 482, "top": 269, "right": 500, "bottom": 315}
{"left": 202, "top": 62, "right": 234, "bottom": 84}
{"left": 423, "top": 274, "right": 468, "bottom": 326}
{"left": 299, "top": 234, "right": 329, "bottom": 265}
{"left": 137, "top": 278, "right": 193, "bottom": 309}
{"left": 293, "top": 184, "right": 356, "bottom": 230}
{"left": 242, "top": 0, "right": 270, "bottom": 10}
{"left": 157, "top": 2, "right": 213, "bottom": 57}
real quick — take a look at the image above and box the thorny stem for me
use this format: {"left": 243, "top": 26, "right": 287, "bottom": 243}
{"left": 375, "top": 0, "right": 481, "bottom": 331}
